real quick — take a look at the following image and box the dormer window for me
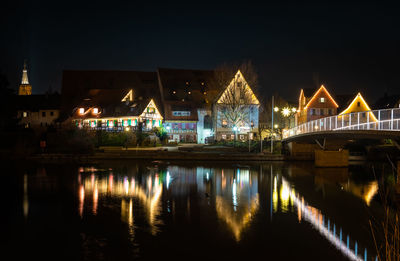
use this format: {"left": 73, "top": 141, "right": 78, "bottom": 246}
{"left": 320, "top": 97, "right": 325, "bottom": 103}
{"left": 93, "top": 108, "right": 99, "bottom": 114}
{"left": 79, "top": 108, "right": 85, "bottom": 115}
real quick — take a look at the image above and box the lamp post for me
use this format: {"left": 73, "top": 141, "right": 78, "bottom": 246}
{"left": 233, "top": 125, "right": 238, "bottom": 147}
{"left": 270, "top": 96, "right": 297, "bottom": 153}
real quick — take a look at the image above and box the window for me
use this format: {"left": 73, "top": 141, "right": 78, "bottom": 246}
{"left": 231, "top": 134, "right": 235, "bottom": 139}
{"left": 50, "top": 111, "right": 54, "bottom": 116}
{"left": 357, "top": 102, "right": 361, "bottom": 107}
{"left": 311, "top": 109, "right": 316, "bottom": 115}
{"left": 222, "top": 134, "right": 227, "bottom": 140}
{"left": 239, "top": 135, "right": 244, "bottom": 140}
{"left": 172, "top": 111, "right": 190, "bottom": 116}
{"left": 93, "top": 108, "right": 98, "bottom": 114}
{"left": 23, "top": 112, "right": 27, "bottom": 117}
{"left": 147, "top": 107, "right": 155, "bottom": 113}
{"left": 320, "top": 97, "right": 325, "bottom": 103}
{"left": 42, "top": 111, "right": 46, "bottom": 117}
{"left": 328, "top": 109, "right": 332, "bottom": 115}
{"left": 79, "top": 108, "right": 85, "bottom": 114}
{"left": 222, "top": 119, "right": 227, "bottom": 127}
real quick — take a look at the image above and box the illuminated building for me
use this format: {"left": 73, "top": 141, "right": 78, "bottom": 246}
{"left": 338, "top": 92, "right": 378, "bottom": 122}
{"left": 296, "top": 85, "right": 339, "bottom": 124}
{"left": 18, "top": 61, "right": 32, "bottom": 95}
{"left": 157, "top": 68, "right": 222, "bottom": 143}
{"left": 214, "top": 70, "right": 260, "bottom": 141}
{"left": 62, "top": 71, "right": 163, "bottom": 132}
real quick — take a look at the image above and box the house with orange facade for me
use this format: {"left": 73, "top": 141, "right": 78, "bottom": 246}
{"left": 296, "top": 85, "right": 339, "bottom": 125}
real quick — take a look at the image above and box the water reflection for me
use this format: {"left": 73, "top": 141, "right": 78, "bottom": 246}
{"left": 272, "top": 174, "right": 366, "bottom": 261}
{"left": 23, "top": 174, "right": 28, "bottom": 219}
{"left": 314, "top": 168, "right": 378, "bottom": 206}
{"left": 75, "top": 163, "right": 377, "bottom": 260}
{"left": 78, "top": 169, "right": 163, "bottom": 235}
{"left": 214, "top": 168, "right": 259, "bottom": 241}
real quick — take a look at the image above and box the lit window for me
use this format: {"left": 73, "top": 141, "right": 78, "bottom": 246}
{"left": 222, "top": 120, "right": 227, "bottom": 127}
{"left": 79, "top": 108, "right": 85, "bottom": 114}
{"left": 93, "top": 108, "right": 99, "bottom": 114}
{"left": 222, "top": 134, "right": 226, "bottom": 139}
{"left": 320, "top": 97, "right": 325, "bottom": 103}
{"left": 23, "top": 112, "right": 27, "bottom": 117}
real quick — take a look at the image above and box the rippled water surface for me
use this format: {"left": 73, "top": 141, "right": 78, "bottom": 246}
{"left": 4, "top": 160, "right": 387, "bottom": 260}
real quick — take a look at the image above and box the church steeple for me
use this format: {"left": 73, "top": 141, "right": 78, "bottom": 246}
{"left": 18, "top": 60, "right": 32, "bottom": 95}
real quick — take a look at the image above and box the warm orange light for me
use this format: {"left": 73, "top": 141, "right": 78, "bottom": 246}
{"left": 304, "top": 85, "right": 339, "bottom": 109}
{"left": 339, "top": 93, "right": 378, "bottom": 121}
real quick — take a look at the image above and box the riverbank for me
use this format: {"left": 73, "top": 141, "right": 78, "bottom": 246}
{"left": 27, "top": 149, "right": 285, "bottom": 162}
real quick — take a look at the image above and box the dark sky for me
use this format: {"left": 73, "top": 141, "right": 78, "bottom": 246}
{"left": 1, "top": 1, "right": 399, "bottom": 102}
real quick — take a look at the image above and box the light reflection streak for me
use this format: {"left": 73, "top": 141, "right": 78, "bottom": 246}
{"left": 279, "top": 177, "right": 363, "bottom": 261}
{"left": 79, "top": 170, "right": 163, "bottom": 235}
{"left": 23, "top": 174, "right": 29, "bottom": 219}
{"left": 215, "top": 168, "right": 259, "bottom": 241}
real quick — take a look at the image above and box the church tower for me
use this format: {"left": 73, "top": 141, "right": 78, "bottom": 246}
{"left": 18, "top": 61, "right": 32, "bottom": 95}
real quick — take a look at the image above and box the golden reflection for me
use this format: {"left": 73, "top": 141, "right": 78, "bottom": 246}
{"left": 273, "top": 176, "right": 278, "bottom": 213}
{"left": 79, "top": 185, "right": 85, "bottom": 218}
{"left": 121, "top": 199, "right": 134, "bottom": 233}
{"left": 79, "top": 171, "right": 163, "bottom": 235}
{"left": 215, "top": 169, "right": 259, "bottom": 241}
{"left": 215, "top": 195, "right": 259, "bottom": 241}
{"left": 314, "top": 168, "right": 378, "bottom": 206}
{"left": 280, "top": 177, "right": 363, "bottom": 261}
{"left": 342, "top": 181, "right": 378, "bottom": 206}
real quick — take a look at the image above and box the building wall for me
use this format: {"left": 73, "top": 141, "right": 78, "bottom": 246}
{"left": 214, "top": 104, "right": 259, "bottom": 140}
{"left": 18, "top": 109, "right": 59, "bottom": 128}
{"left": 164, "top": 121, "right": 197, "bottom": 143}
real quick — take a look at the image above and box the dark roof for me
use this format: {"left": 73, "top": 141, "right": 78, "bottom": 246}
{"left": 61, "top": 70, "right": 161, "bottom": 115}
{"left": 157, "top": 68, "right": 222, "bottom": 107}
{"left": 373, "top": 94, "right": 400, "bottom": 110}
{"left": 15, "top": 94, "right": 61, "bottom": 111}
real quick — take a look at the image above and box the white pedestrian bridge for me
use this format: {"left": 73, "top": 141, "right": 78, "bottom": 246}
{"left": 283, "top": 108, "right": 400, "bottom": 141}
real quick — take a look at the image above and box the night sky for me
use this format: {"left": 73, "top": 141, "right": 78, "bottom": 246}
{"left": 2, "top": 1, "right": 399, "bottom": 102}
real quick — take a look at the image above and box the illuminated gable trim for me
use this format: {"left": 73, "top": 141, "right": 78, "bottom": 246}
{"left": 217, "top": 70, "right": 260, "bottom": 105}
{"left": 140, "top": 99, "right": 163, "bottom": 120}
{"left": 298, "top": 89, "right": 304, "bottom": 110}
{"left": 304, "top": 85, "right": 339, "bottom": 109}
{"left": 121, "top": 89, "right": 133, "bottom": 102}
{"left": 339, "top": 93, "right": 378, "bottom": 121}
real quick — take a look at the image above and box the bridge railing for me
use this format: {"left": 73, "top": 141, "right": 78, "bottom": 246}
{"left": 283, "top": 108, "right": 400, "bottom": 139}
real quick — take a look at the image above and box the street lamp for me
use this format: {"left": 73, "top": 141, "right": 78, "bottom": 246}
{"left": 233, "top": 126, "right": 238, "bottom": 147}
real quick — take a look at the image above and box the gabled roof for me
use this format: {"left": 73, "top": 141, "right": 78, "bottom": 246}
{"left": 304, "top": 85, "right": 339, "bottom": 108}
{"left": 339, "top": 93, "right": 377, "bottom": 121}
{"left": 61, "top": 70, "right": 161, "bottom": 114}
{"left": 216, "top": 70, "right": 259, "bottom": 105}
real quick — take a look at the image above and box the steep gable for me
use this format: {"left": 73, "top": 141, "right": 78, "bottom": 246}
{"left": 305, "top": 85, "right": 338, "bottom": 109}
{"left": 217, "top": 70, "right": 259, "bottom": 105}
{"left": 339, "top": 93, "right": 377, "bottom": 121}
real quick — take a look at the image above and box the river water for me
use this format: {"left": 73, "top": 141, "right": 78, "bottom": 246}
{"left": 4, "top": 160, "right": 391, "bottom": 260}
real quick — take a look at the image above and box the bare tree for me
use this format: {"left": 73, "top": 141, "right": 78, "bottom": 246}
{"left": 214, "top": 61, "right": 259, "bottom": 129}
